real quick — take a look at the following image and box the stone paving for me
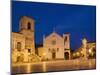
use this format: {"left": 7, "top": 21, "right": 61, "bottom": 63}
{"left": 12, "top": 59, "right": 96, "bottom": 74}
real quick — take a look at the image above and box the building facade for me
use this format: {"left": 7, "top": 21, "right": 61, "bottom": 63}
{"left": 72, "top": 38, "right": 96, "bottom": 59}
{"left": 12, "top": 16, "right": 40, "bottom": 63}
{"left": 12, "top": 16, "right": 95, "bottom": 63}
{"left": 12, "top": 16, "right": 72, "bottom": 63}
{"left": 42, "top": 32, "right": 71, "bottom": 60}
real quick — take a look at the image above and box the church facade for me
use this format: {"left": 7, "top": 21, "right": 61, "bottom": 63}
{"left": 39, "top": 32, "right": 71, "bottom": 60}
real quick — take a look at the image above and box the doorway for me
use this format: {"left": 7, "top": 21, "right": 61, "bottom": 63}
{"left": 64, "top": 52, "right": 69, "bottom": 60}
{"left": 52, "top": 52, "right": 56, "bottom": 59}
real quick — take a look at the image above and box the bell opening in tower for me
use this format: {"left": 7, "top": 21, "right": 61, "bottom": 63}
{"left": 27, "top": 22, "right": 31, "bottom": 30}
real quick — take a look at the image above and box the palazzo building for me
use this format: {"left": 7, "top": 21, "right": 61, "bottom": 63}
{"left": 12, "top": 16, "right": 40, "bottom": 63}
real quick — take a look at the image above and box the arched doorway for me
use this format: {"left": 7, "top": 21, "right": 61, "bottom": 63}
{"left": 64, "top": 52, "right": 69, "bottom": 60}
{"left": 17, "top": 56, "right": 21, "bottom": 62}
{"left": 52, "top": 52, "right": 56, "bottom": 59}
{"left": 17, "top": 54, "right": 24, "bottom": 62}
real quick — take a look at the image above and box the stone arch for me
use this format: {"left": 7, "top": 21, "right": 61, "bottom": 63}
{"left": 64, "top": 52, "right": 70, "bottom": 60}
{"left": 16, "top": 53, "right": 24, "bottom": 62}
{"left": 27, "top": 22, "right": 31, "bottom": 30}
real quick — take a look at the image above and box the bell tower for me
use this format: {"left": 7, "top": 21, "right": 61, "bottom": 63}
{"left": 63, "top": 34, "right": 70, "bottom": 49}
{"left": 63, "top": 33, "right": 71, "bottom": 59}
{"left": 19, "top": 16, "right": 35, "bottom": 53}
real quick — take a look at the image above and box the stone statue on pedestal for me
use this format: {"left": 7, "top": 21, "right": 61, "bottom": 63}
{"left": 82, "top": 38, "right": 87, "bottom": 60}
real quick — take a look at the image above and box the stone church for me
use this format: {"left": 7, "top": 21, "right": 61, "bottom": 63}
{"left": 42, "top": 32, "right": 71, "bottom": 60}
{"left": 12, "top": 16, "right": 40, "bottom": 63}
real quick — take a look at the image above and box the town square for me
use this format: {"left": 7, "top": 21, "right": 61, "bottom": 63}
{"left": 11, "top": 1, "right": 96, "bottom": 74}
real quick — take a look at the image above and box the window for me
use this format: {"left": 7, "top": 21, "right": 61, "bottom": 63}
{"left": 57, "top": 48, "right": 59, "bottom": 52}
{"left": 17, "top": 42, "right": 21, "bottom": 51}
{"left": 28, "top": 49, "right": 31, "bottom": 53}
{"left": 64, "top": 36, "right": 67, "bottom": 41}
{"left": 17, "top": 56, "right": 20, "bottom": 62}
{"left": 64, "top": 36, "right": 67, "bottom": 45}
{"left": 27, "top": 22, "right": 31, "bottom": 30}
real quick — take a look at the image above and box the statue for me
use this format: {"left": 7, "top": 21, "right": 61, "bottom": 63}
{"left": 82, "top": 38, "right": 87, "bottom": 48}
{"left": 82, "top": 38, "right": 87, "bottom": 59}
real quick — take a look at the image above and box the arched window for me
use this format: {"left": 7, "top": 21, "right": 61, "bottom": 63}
{"left": 17, "top": 42, "right": 21, "bottom": 51}
{"left": 27, "top": 22, "right": 31, "bottom": 30}
{"left": 64, "top": 36, "right": 67, "bottom": 42}
{"left": 64, "top": 36, "right": 67, "bottom": 45}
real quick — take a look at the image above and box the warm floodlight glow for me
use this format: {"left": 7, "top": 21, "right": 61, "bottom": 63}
{"left": 27, "top": 63, "right": 31, "bottom": 73}
{"left": 89, "top": 49, "right": 92, "bottom": 53}
{"left": 43, "top": 62, "right": 46, "bottom": 72}
{"left": 43, "top": 52, "right": 46, "bottom": 56}
{"left": 76, "top": 52, "right": 80, "bottom": 56}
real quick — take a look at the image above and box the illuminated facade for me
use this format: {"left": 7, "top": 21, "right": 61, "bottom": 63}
{"left": 12, "top": 16, "right": 95, "bottom": 63}
{"left": 42, "top": 32, "right": 71, "bottom": 60}
{"left": 12, "top": 16, "right": 40, "bottom": 63}
{"left": 72, "top": 38, "right": 96, "bottom": 59}
{"left": 12, "top": 16, "right": 71, "bottom": 63}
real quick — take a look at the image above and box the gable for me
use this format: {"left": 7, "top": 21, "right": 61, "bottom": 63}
{"left": 45, "top": 32, "right": 63, "bottom": 40}
{"left": 44, "top": 32, "right": 64, "bottom": 45}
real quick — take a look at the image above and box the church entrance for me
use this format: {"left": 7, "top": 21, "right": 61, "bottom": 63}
{"left": 52, "top": 52, "right": 56, "bottom": 59}
{"left": 64, "top": 52, "right": 69, "bottom": 60}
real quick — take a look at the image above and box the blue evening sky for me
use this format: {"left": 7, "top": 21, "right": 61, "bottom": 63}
{"left": 12, "top": 1, "right": 96, "bottom": 50}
